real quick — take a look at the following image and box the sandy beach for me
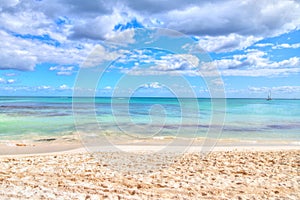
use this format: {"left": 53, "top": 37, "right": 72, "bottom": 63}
{"left": 0, "top": 142, "right": 299, "bottom": 200}
{"left": 1, "top": 0, "right": 300, "bottom": 199}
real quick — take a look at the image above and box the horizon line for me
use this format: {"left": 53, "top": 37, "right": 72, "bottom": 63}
{"left": 0, "top": 95, "right": 299, "bottom": 100}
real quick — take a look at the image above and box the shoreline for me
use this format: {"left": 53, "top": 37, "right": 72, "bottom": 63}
{"left": 1, "top": 137, "right": 299, "bottom": 156}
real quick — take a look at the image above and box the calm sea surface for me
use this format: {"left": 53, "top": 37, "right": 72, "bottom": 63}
{"left": 0, "top": 97, "right": 299, "bottom": 142}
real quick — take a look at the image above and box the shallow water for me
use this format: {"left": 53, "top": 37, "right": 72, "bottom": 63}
{"left": 0, "top": 97, "right": 299, "bottom": 142}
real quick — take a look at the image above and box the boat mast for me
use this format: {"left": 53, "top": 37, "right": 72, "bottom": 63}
{"left": 267, "top": 90, "right": 272, "bottom": 100}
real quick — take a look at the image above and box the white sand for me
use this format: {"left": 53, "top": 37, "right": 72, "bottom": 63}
{"left": 0, "top": 141, "right": 299, "bottom": 199}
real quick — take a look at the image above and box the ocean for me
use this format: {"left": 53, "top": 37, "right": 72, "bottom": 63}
{"left": 0, "top": 96, "right": 299, "bottom": 143}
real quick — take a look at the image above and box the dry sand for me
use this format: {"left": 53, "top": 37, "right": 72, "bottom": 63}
{"left": 0, "top": 143, "right": 299, "bottom": 199}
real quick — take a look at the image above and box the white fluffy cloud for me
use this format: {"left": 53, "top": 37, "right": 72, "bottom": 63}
{"left": 162, "top": 1, "right": 300, "bottom": 36}
{"left": 59, "top": 84, "right": 71, "bottom": 90}
{"left": 118, "top": 49, "right": 298, "bottom": 78}
{"left": 49, "top": 66, "right": 75, "bottom": 76}
{"left": 256, "top": 42, "right": 300, "bottom": 49}
{"left": 272, "top": 43, "right": 300, "bottom": 49}
{"left": 197, "top": 34, "right": 261, "bottom": 52}
{"left": 249, "top": 86, "right": 300, "bottom": 93}
{"left": 157, "top": 0, "right": 300, "bottom": 52}
{"left": 211, "top": 50, "right": 300, "bottom": 76}
{"left": 0, "top": 78, "right": 6, "bottom": 83}
{"left": 0, "top": 28, "right": 95, "bottom": 70}
{"left": 125, "top": 48, "right": 297, "bottom": 78}
{"left": 0, "top": 77, "right": 16, "bottom": 84}
{"left": 0, "top": 0, "right": 300, "bottom": 75}
{"left": 81, "top": 44, "right": 122, "bottom": 68}
{"left": 0, "top": 30, "right": 37, "bottom": 70}
{"left": 153, "top": 54, "right": 198, "bottom": 71}
{"left": 142, "top": 82, "right": 162, "bottom": 89}
{"left": 104, "top": 86, "right": 112, "bottom": 90}
{"left": 4, "top": 73, "right": 17, "bottom": 77}
{"left": 0, "top": 0, "right": 19, "bottom": 9}
{"left": 37, "top": 85, "right": 51, "bottom": 90}
{"left": 7, "top": 79, "right": 15, "bottom": 84}
{"left": 120, "top": 53, "right": 202, "bottom": 76}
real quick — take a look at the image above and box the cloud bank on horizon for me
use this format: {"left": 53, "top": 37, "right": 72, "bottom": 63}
{"left": 0, "top": 0, "right": 299, "bottom": 98}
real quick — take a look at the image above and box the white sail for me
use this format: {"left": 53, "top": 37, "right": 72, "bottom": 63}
{"left": 267, "top": 90, "right": 272, "bottom": 100}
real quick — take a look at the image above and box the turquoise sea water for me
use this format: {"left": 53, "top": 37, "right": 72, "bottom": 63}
{"left": 0, "top": 96, "right": 299, "bottom": 142}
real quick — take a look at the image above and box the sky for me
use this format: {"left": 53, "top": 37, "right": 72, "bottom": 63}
{"left": 0, "top": 0, "right": 299, "bottom": 98}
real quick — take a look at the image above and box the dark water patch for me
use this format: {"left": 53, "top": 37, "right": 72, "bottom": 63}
{"left": 170, "top": 124, "right": 210, "bottom": 129}
{"left": 0, "top": 104, "right": 71, "bottom": 109}
{"left": 6, "top": 111, "right": 37, "bottom": 116}
{"left": 44, "top": 113, "right": 71, "bottom": 117}
{"left": 162, "top": 125, "right": 179, "bottom": 130}
{"left": 95, "top": 110, "right": 113, "bottom": 115}
{"left": 197, "top": 124, "right": 210, "bottom": 128}
{"left": 267, "top": 124, "right": 300, "bottom": 130}
{"left": 223, "top": 127, "right": 260, "bottom": 132}
{"left": 5, "top": 111, "right": 72, "bottom": 117}
{"left": 34, "top": 138, "right": 57, "bottom": 142}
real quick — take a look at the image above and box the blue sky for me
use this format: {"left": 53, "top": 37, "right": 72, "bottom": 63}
{"left": 0, "top": 0, "right": 299, "bottom": 98}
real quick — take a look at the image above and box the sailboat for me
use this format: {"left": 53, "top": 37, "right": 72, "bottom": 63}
{"left": 266, "top": 90, "right": 272, "bottom": 101}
